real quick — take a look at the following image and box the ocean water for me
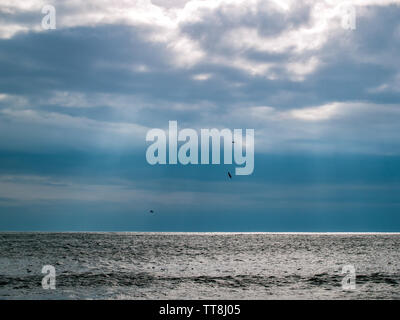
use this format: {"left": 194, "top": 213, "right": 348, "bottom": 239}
{"left": 0, "top": 232, "right": 399, "bottom": 299}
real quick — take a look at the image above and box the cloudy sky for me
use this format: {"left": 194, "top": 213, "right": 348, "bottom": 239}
{"left": 1, "top": 0, "right": 400, "bottom": 231}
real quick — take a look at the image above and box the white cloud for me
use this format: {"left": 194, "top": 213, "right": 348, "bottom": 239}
{"left": 368, "top": 73, "right": 400, "bottom": 94}
{"left": 227, "top": 101, "right": 400, "bottom": 154}
{"left": 2, "top": 0, "right": 399, "bottom": 79}
{"left": 248, "top": 101, "right": 400, "bottom": 124}
{"left": 192, "top": 73, "right": 212, "bottom": 81}
{"left": 289, "top": 103, "right": 340, "bottom": 121}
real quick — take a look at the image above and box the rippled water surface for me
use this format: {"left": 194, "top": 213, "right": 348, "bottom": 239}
{"left": 0, "top": 232, "right": 399, "bottom": 299}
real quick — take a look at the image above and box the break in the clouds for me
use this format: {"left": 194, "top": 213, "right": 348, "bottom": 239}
{"left": 0, "top": 1, "right": 400, "bottom": 231}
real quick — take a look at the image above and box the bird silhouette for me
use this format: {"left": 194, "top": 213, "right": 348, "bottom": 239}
{"left": 149, "top": 210, "right": 154, "bottom": 214}
{"left": 228, "top": 171, "right": 232, "bottom": 179}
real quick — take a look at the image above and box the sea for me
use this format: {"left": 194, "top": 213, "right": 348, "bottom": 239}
{"left": 0, "top": 232, "right": 399, "bottom": 299}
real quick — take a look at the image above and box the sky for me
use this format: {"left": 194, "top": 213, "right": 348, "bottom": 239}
{"left": 0, "top": 0, "right": 400, "bottom": 231}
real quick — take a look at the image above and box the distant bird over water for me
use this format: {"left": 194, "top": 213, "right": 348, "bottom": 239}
{"left": 149, "top": 210, "right": 154, "bottom": 214}
{"left": 228, "top": 171, "right": 232, "bottom": 179}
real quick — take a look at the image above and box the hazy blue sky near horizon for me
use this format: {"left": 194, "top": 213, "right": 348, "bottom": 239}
{"left": 1, "top": 0, "right": 400, "bottom": 231}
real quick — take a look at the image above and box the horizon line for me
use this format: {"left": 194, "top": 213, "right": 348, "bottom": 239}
{"left": 1, "top": 231, "right": 400, "bottom": 234}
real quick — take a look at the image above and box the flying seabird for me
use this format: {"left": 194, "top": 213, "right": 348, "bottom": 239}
{"left": 228, "top": 171, "right": 232, "bottom": 179}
